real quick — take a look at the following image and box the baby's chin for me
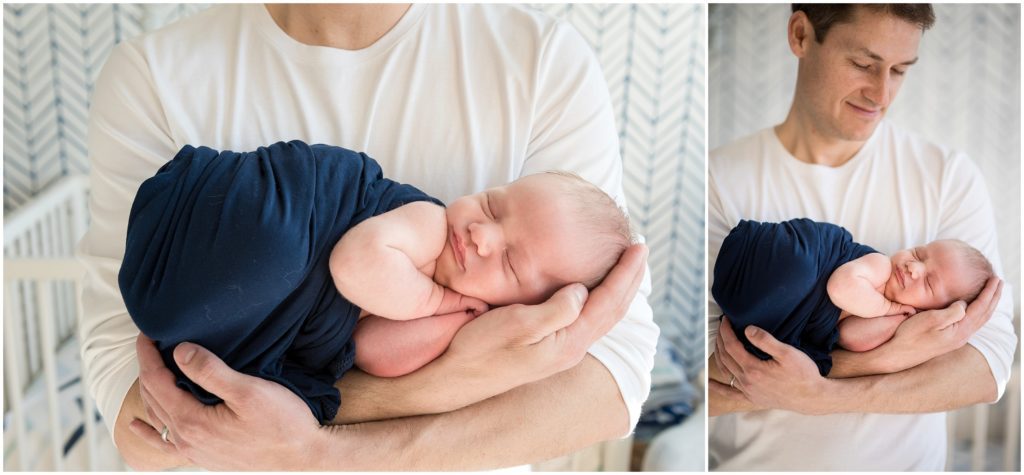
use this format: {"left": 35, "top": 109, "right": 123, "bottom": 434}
{"left": 882, "top": 278, "right": 899, "bottom": 301}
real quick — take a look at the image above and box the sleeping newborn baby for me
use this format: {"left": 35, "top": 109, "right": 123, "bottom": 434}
{"left": 710, "top": 218, "right": 992, "bottom": 379}
{"left": 119, "top": 140, "right": 630, "bottom": 424}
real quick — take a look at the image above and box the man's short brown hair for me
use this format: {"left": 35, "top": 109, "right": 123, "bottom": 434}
{"left": 792, "top": 4, "right": 936, "bottom": 43}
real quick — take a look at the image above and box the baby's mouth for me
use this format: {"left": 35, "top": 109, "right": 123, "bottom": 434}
{"left": 895, "top": 265, "right": 906, "bottom": 289}
{"left": 450, "top": 227, "right": 466, "bottom": 271}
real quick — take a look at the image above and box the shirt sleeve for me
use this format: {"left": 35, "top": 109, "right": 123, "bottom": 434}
{"left": 77, "top": 40, "right": 180, "bottom": 442}
{"left": 519, "top": 19, "right": 660, "bottom": 432}
{"left": 706, "top": 155, "right": 731, "bottom": 348}
{"left": 937, "top": 152, "right": 1017, "bottom": 401}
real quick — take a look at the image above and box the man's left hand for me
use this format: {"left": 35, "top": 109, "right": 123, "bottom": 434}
{"left": 716, "top": 316, "right": 834, "bottom": 415}
{"left": 132, "top": 334, "right": 327, "bottom": 470}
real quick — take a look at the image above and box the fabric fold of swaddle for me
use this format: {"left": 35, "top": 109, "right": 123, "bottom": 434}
{"left": 119, "top": 140, "right": 443, "bottom": 423}
{"left": 711, "top": 218, "right": 877, "bottom": 376}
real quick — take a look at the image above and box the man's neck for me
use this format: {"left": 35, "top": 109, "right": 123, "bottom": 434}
{"left": 774, "top": 106, "right": 869, "bottom": 168}
{"left": 264, "top": 4, "right": 412, "bottom": 50}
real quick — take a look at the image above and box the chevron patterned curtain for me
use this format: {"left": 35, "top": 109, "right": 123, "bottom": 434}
{"left": 710, "top": 4, "right": 1021, "bottom": 322}
{"left": 3, "top": 4, "right": 707, "bottom": 378}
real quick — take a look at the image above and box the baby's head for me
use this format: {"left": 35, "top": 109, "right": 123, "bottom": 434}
{"left": 882, "top": 239, "right": 993, "bottom": 311}
{"left": 433, "top": 171, "right": 632, "bottom": 306}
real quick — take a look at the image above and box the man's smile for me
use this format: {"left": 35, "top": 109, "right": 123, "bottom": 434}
{"left": 846, "top": 101, "right": 882, "bottom": 118}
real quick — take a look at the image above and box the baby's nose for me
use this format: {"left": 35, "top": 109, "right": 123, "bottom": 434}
{"left": 907, "top": 261, "right": 924, "bottom": 278}
{"left": 468, "top": 223, "right": 501, "bottom": 257}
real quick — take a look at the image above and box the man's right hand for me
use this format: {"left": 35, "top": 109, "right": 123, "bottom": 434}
{"left": 872, "top": 277, "right": 1003, "bottom": 373}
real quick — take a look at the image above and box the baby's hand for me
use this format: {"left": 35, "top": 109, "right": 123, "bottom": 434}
{"left": 888, "top": 301, "right": 918, "bottom": 317}
{"left": 437, "top": 287, "right": 490, "bottom": 317}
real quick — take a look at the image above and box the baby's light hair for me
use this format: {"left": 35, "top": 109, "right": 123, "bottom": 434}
{"left": 542, "top": 170, "right": 633, "bottom": 289}
{"left": 941, "top": 239, "right": 994, "bottom": 304}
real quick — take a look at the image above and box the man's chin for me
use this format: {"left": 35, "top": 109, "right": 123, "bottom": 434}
{"left": 837, "top": 116, "right": 883, "bottom": 142}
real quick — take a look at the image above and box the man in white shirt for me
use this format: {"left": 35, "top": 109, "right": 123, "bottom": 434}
{"left": 707, "top": 4, "right": 1014, "bottom": 470}
{"left": 78, "top": 4, "right": 658, "bottom": 470}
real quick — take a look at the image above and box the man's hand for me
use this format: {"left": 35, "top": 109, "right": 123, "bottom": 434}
{"left": 715, "top": 316, "right": 834, "bottom": 415}
{"left": 867, "top": 277, "right": 1003, "bottom": 374}
{"left": 131, "top": 334, "right": 326, "bottom": 471}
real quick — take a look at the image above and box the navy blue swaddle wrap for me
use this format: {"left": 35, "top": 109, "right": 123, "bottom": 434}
{"left": 119, "top": 140, "right": 443, "bottom": 423}
{"left": 711, "top": 219, "right": 877, "bottom": 376}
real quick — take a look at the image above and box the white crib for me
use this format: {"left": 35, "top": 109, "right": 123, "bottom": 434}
{"left": 3, "top": 175, "right": 121, "bottom": 471}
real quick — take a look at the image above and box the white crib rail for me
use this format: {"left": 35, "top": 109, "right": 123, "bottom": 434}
{"left": 3, "top": 175, "right": 100, "bottom": 471}
{"left": 945, "top": 361, "right": 1022, "bottom": 471}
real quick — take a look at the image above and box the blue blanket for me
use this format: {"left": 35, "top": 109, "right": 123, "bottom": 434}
{"left": 711, "top": 219, "right": 876, "bottom": 375}
{"left": 119, "top": 141, "right": 443, "bottom": 423}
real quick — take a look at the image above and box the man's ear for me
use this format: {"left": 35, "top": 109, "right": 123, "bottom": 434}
{"left": 788, "top": 11, "right": 814, "bottom": 58}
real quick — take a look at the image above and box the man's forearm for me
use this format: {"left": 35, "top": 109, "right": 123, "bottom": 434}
{"left": 320, "top": 356, "right": 628, "bottom": 470}
{"left": 818, "top": 345, "right": 997, "bottom": 414}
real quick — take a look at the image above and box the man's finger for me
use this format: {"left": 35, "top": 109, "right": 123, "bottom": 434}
{"left": 708, "top": 378, "right": 745, "bottom": 399}
{"left": 716, "top": 321, "right": 746, "bottom": 381}
{"left": 568, "top": 244, "right": 647, "bottom": 342}
{"left": 932, "top": 301, "right": 968, "bottom": 331}
{"left": 173, "top": 342, "right": 253, "bottom": 404}
{"left": 517, "top": 283, "right": 588, "bottom": 344}
{"left": 140, "top": 383, "right": 170, "bottom": 430}
{"left": 135, "top": 333, "right": 198, "bottom": 423}
{"left": 137, "top": 333, "right": 167, "bottom": 373}
{"left": 960, "top": 278, "right": 1003, "bottom": 336}
{"left": 128, "top": 418, "right": 181, "bottom": 455}
{"left": 743, "top": 326, "right": 792, "bottom": 360}
{"left": 719, "top": 317, "right": 760, "bottom": 368}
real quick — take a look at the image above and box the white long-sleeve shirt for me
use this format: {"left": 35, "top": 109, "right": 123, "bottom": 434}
{"left": 707, "top": 122, "right": 1016, "bottom": 471}
{"left": 78, "top": 3, "right": 658, "bottom": 442}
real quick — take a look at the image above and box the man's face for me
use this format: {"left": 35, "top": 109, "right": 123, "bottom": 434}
{"left": 796, "top": 8, "right": 923, "bottom": 141}
{"left": 433, "top": 174, "right": 592, "bottom": 307}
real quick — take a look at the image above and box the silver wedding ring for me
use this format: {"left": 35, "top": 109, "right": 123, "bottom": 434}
{"left": 729, "top": 376, "right": 736, "bottom": 388}
{"left": 160, "top": 425, "right": 171, "bottom": 443}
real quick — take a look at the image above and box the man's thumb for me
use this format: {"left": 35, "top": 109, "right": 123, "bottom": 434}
{"left": 533, "top": 283, "right": 589, "bottom": 336}
{"left": 174, "top": 342, "right": 246, "bottom": 402}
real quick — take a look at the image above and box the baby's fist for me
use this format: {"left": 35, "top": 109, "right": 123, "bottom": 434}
{"left": 461, "top": 295, "right": 490, "bottom": 317}
{"left": 899, "top": 304, "right": 918, "bottom": 317}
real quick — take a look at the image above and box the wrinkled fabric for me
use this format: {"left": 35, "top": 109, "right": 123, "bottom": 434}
{"left": 712, "top": 218, "right": 876, "bottom": 375}
{"left": 119, "top": 140, "right": 443, "bottom": 423}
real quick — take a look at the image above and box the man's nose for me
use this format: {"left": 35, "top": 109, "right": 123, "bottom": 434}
{"left": 468, "top": 222, "right": 503, "bottom": 257}
{"left": 863, "top": 70, "right": 891, "bottom": 108}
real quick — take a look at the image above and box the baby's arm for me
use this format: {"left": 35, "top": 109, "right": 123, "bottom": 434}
{"left": 837, "top": 314, "right": 910, "bottom": 353}
{"left": 353, "top": 310, "right": 477, "bottom": 377}
{"left": 828, "top": 253, "right": 917, "bottom": 319}
{"left": 330, "top": 202, "right": 480, "bottom": 320}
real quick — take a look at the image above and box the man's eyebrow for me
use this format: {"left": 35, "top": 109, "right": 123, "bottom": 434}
{"left": 856, "top": 47, "right": 918, "bottom": 66}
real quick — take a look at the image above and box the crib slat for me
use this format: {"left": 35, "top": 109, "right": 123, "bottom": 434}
{"left": 24, "top": 281, "right": 41, "bottom": 382}
{"left": 4, "top": 281, "right": 31, "bottom": 471}
{"left": 945, "top": 411, "right": 956, "bottom": 471}
{"left": 1004, "top": 367, "right": 1020, "bottom": 470}
{"left": 44, "top": 206, "right": 55, "bottom": 258}
{"left": 71, "top": 278, "right": 100, "bottom": 472}
{"left": 970, "top": 404, "right": 988, "bottom": 470}
{"left": 50, "top": 208, "right": 66, "bottom": 338}
{"left": 36, "top": 283, "right": 65, "bottom": 471}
